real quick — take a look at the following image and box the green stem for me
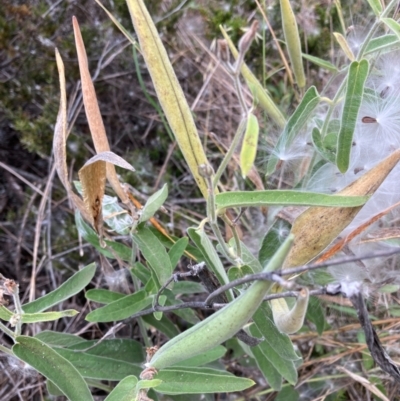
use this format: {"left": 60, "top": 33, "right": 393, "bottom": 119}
{"left": 0, "top": 320, "right": 15, "bottom": 340}
{"left": 0, "top": 343, "right": 13, "bottom": 357}
{"left": 221, "top": 214, "right": 242, "bottom": 260}
{"left": 213, "top": 118, "right": 247, "bottom": 188}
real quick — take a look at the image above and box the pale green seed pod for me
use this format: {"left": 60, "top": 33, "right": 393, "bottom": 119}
{"left": 280, "top": 0, "right": 306, "bottom": 88}
{"left": 240, "top": 113, "right": 259, "bottom": 179}
{"left": 148, "top": 235, "right": 295, "bottom": 370}
{"left": 270, "top": 288, "right": 309, "bottom": 334}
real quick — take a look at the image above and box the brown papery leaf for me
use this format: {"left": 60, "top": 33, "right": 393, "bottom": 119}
{"left": 53, "top": 48, "right": 90, "bottom": 222}
{"left": 284, "top": 149, "right": 400, "bottom": 268}
{"left": 78, "top": 159, "right": 107, "bottom": 243}
{"left": 85, "top": 151, "right": 135, "bottom": 172}
{"left": 72, "top": 16, "right": 129, "bottom": 204}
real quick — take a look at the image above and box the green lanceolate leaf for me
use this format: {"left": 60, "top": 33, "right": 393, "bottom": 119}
{"left": 168, "top": 237, "right": 188, "bottom": 268}
{"left": 249, "top": 325, "right": 298, "bottom": 385}
{"left": 85, "top": 290, "right": 153, "bottom": 322}
{"left": 68, "top": 339, "right": 145, "bottom": 364}
{"left": 104, "top": 376, "right": 138, "bottom": 401}
{"left": 126, "top": 0, "right": 210, "bottom": 198}
{"left": 253, "top": 303, "right": 300, "bottom": 362}
{"left": 259, "top": 219, "right": 291, "bottom": 269}
{"left": 13, "top": 336, "right": 93, "bottom": 401}
{"left": 337, "top": 59, "right": 369, "bottom": 173}
{"left": 35, "top": 331, "right": 85, "bottom": 348}
{"left": 187, "top": 227, "right": 233, "bottom": 302}
{"left": 0, "top": 308, "right": 78, "bottom": 324}
{"left": 154, "top": 367, "right": 254, "bottom": 394}
{"left": 381, "top": 18, "right": 400, "bottom": 42}
{"left": 312, "top": 127, "right": 336, "bottom": 163}
{"left": 333, "top": 32, "right": 355, "bottom": 61}
{"left": 250, "top": 339, "right": 282, "bottom": 391}
{"left": 365, "top": 34, "right": 399, "bottom": 55}
{"left": 280, "top": 0, "right": 306, "bottom": 87}
{"left": 215, "top": 190, "right": 368, "bottom": 209}
{"left": 54, "top": 348, "right": 142, "bottom": 380}
{"left": 240, "top": 113, "right": 259, "bottom": 178}
{"left": 131, "top": 224, "right": 172, "bottom": 288}
{"left": 22, "top": 310, "right": 78, "bottom": 323}
{"left": 306, "top": 296, "right": 325, "bottom": 335}
{"left": 266, "top": 86, "right": 320, "bottom": 175}
{"left": 367, "top": 0, "right": 382, "bottom": 15}
{"left": 75, "top": 211, "right": 132, "bottom": 261}
{"left": 302, "top": 54, "right": 338, "bottom": 72}
{"left": 219, "top": 26, "right": 286, "bottom": 128}
{"left": 139, "top": 183, "right": 168, "bottom": 223}
{"left": 22, "top": 263, "right": 96, "bottom": 313}
{"left": 85, "top": 289, "right": 125, "bottom": 304}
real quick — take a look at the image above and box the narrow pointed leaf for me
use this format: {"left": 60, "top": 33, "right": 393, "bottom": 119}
{"left": 13, "top": 336, "right": 93, "bottom": 401}
{"left": 381, "top": 18, "right": 400, "bottom": 41}
{"left": 365, "top": 34, "right": 399, "bottom": 55}
{"left": 337, "top": 59, "right": 369, "bottom": 172}
{"left": 19, "top": 310, "right": 78, "bottom": 323}
{"left": 254, "top": 304, "right": 300, "bottom": 361}
{"left": 104, "top": 376, "right": 138, "bottom": 401}
{"left": 302, "top": 53, "right": 338, "bottom": 72}
{"left": 312, "top": 127, "right": 336, "bottom": 163}
{"left": 215, "top": 190, "right": 368, "bottom": 209}
{"left": 249, "top": 325, "right": 298, "bottom": 385}
{"left": 23, "top": 263, "right": 96, "bottom": 313}
{"left": 250, "top": 340, "right": 282, "bottom": 390}
{"left": 168, "top": 237, "right": 188, "bottom": 268}
{"left": 85, "top": 289, "right": 125, "bottom": 304}
{"left": 54, "top": 348, "right": 142, "bottom": 380}
{"left": 131, "top": 224, "right": 172, "bottom": 288}
{"left": 154, "top": 367, "right": 254, "bottom": 394}
{"left": 75, "top": 211, "right": 132, "bottom": 261}
{"left": 86, "top": 290, "right": 153, "bottom": 322}
{"left": 267, "top": 86, "right": 320, "bottom": 175}
{"left": 367, "top": 0, "right": 382, "bottom": 15}
{"left": 35, "top": 331, "right": 85, "bottom": 348}
{"left": 187, "top": 227, "right": 233, "bottom": 301}
{"left": 139, "top": 183, "right": 168, "bottom": 223}
{"left": 126, "top": 0, "right": 209, "bottom": 198}
{"left": 68, "top": 339, "right": 145, "bottom": 364}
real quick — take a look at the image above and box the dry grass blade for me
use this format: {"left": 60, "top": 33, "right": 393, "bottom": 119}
{"left": 337, "top": 367, "right": 390, "bottom": 401}
{"left": 72, "top": 16, "right": 129, "bottom": 204}
{"left": 316, "top": 200, "right": 400, "bottom": 263}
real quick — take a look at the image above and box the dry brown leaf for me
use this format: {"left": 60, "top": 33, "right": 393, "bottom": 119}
{"left": 72, "top": 16, "right": 129, "bottom": 204}
{"left": 53, "top": 48, "right": 90, "bottom": 222}
{"left": 79, "top": 159, "right": 106, "bottom": 241}
{"left": 284, "top": 149, "right": 400, "bottom": 268}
